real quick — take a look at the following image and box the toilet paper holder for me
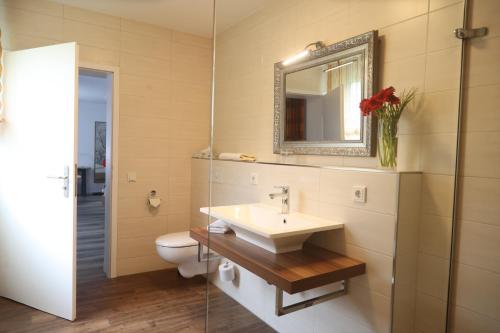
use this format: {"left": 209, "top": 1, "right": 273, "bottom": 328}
{"left": 148, "top": 190, "right": 161, "bottom": 208}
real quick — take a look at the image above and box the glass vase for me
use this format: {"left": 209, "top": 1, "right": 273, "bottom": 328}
{"left": 378, "top": 117, "right": 398, "bottom": 168}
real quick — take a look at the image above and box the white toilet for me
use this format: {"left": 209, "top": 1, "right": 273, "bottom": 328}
{"left": 155, "top": 231, "right": 219, "bottom": 278}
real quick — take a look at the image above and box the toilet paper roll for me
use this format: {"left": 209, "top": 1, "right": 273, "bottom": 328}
{"left": 148, "top": 197, "right": 161, "bottom": 208}
{"left": 219, "top": 261, "right": 235, "bottom": 282}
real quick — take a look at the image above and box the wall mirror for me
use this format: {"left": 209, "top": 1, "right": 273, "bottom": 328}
{"left": 274, "top": 31, "right": 378, "bottom": 156}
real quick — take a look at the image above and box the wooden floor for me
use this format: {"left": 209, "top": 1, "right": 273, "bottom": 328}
{"left": 77, "top": 195, "right": 106, "bottom": 283}
{"left": 0, "top": 270, "right": 275, "bottom": 332}
{"left": 0, "top": 196, "right": 275, "bottom": 333}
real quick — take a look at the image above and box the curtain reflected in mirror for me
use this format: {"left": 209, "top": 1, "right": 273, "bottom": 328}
{"left": 285, "top": 55, "right": 363, "bottom": 142}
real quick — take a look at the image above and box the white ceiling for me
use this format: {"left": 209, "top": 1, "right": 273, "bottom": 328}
{"left": 52, "top": 0, "right": 270, "bottom": 37}
{"left": 79, "top": 71, "right": 109, "bottom": 103}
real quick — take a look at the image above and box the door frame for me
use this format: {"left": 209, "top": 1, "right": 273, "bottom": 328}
{"left": 79, "top": 62, "right": 119, "bottom": 278}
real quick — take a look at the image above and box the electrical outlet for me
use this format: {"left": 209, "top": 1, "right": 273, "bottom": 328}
{"left": 213, "top": 167, "right": 223, "bottom": 184}
{"left": 352, "top": 186, "right": 367, "bottom": 203}
{"left": 250, "top": 173, "right": 258, "bottom": 185}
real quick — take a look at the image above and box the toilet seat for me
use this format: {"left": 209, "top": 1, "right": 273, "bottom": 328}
{"left": 155, "top": 231, "right": 198, "bottom": 248}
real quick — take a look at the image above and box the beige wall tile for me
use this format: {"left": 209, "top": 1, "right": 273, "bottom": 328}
{"left": 456, "top": 220, "right": 500, "bottom": 273}
{"left": 468, "top": 36, "right": 500, "bottom": 87}
{"left": 63, "top": 19, "right": 120, "bottom": 50}
{"left": 120, "top": 53, "right": 171, "bottom": 79}
{"left": 121, "top": 18, "right": 171, "bottom": 38}
{"left": 173, "top": 30, "right": 212, "bottom": 49}
{"left": 2, "top": 32, "right": 61, "bottom": 50}
{"left": 117, "top": 235, "right": 159, "bottom": 259}
{"left": 397, "top": 134, "right": 422, "bottom": 172}
{"left": 419, "top": 214, "right": 452, "bottom": 258}
{"left": 117, "top": 255, "right": 172, "bottom": 276}
{"left": 425, "top": 47, "right": 461, "bottom": 93}
{"left": 380, "top": 15, "right": 427, "bottom": 63}
{"left": 470, "top": 0, "right": 500, "bottom": 39}
{"left": 0, "top": 0, "right": 63, "bottom": 17}
{"left": 118, "top": 215, "right": 168, "bottom": 239}
{"left": 118, "top": 137, "right": 170, "bottom": 159}
{"left": 463, "top": 84, "right": 500, "bottom": 132}
{"left": 119, "top": 94, "right": 170, "bottom": 119}
{"left": 459, "top": 176, "right": 500, "bottom": 226}
{"left": 461, "top": 131, "right": 500, "bottom": 178}
{"left": 454, "top": 263, "right": 500, "bottom": 321}
{"left": 119, "top": 74, "right": 170, "bottom": 99}
{"left": 381, "top": 55, "right": 426, "bottom": 92}
{"left": 415, "top": 293, "right": 447, "bottom": 333}
{"left": 421, "top": 174, "right": 455, "bottom": 217}
{"left": 167, "top": 212, "right": 191, "bottom": 233}
{"left": 319, "top": 169, "right": 399, "bottom": 215}
{"left": 420, "top": 133, "right": 457, "bottom": 175}
{"left": 319, "top": 202, "right": 397, "bottom": 256}
{"left": 450, "top": 305, "right": 500, "bottom": 333}
{"left": 430, "top": 0, "right": 463, "bottom": 11}
{"left": 79, "top": 44, "right": 120, "bottom": 67}
{"left": 0, "top": 5, "right": 63, "bottom": 40}
{"left": 420, "top": 89, "right": 460, "bottom": 134}
{"left": 416, "top": 253, "right": 450, "bottom": 300}
{"left": 427, "top": 3, "right": 463, "bottom": 52}
{"left": 118, "top": 196, "right": 168, "bottom": 218}
{"left": 120, "top": 115, "right": 170, "bottom": 139}
{"left": 63, "top": 5, "right": 120, "bottom": 30}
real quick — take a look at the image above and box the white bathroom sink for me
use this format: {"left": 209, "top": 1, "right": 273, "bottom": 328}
{"left": 200, "top": 203, "right": 343, "bottom": 253}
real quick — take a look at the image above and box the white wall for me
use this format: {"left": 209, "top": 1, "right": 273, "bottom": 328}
{"left": 78, "top": 99, "right": 107, "bottom": 194}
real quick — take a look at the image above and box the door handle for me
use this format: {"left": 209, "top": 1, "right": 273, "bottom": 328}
{"left": 47, "top": 166, "right": 70, "bottom": 197}
{"left": 47, "top": 175, "right": 69, "bottom": 180}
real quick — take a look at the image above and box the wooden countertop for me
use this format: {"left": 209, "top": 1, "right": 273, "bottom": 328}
{"left": 190, "top": 228, "right": 366, "bottom": 294}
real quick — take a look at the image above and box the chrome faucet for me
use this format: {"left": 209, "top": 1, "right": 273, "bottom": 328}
{"left": 269, "top": 185, "right": 290, "bottom": 214}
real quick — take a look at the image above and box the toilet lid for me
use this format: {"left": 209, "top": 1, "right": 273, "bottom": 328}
{"left": 155, "top": 231, "right": 198, "bottom": 248}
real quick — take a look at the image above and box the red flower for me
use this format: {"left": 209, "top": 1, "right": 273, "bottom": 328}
{"left": 360, "top": 98, "right": 371, "bottom": 116}
{"left": 360, "top": 86, "right": 401, "bottom": 116}
{"left": 387, "top": 94, "right": 400, "bottom": 105}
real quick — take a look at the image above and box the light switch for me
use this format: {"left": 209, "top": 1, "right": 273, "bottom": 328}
{"left": 352, "top": 186, "right": 367, "bottom": 203}
{"left": 127, "top": 172, "right": 137, "bottom": 183}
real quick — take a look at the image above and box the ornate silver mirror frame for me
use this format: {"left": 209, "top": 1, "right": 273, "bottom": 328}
{"left": 273, "top": 31, "right": 378, "bottom": 156}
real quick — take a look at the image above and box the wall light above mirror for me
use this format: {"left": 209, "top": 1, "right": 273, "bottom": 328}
{"left": 274, "top": 31, "right": 378, "bottom": 156}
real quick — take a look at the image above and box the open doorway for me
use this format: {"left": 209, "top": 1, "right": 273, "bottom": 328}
{"left": 77, "top": 68, "right": 114, "bottom": 283}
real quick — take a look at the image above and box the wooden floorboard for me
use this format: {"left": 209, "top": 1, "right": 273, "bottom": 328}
{"left": 77, "top": 196, "right": 106, "bottom": 283}
{"left": 0, "top": 270, "right": 275, "bottom": 333}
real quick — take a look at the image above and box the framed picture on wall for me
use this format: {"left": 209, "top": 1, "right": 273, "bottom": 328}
{"left": 94, "top": 121, "right": 106, "bottom": 183}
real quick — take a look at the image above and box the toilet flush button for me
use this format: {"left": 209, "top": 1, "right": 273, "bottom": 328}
{"left": 352, "top": 186, "right": 367, "bottom": 203}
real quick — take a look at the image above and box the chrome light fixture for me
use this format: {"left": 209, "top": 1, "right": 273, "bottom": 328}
{"left": 281, "top": 41, "right": 326, "bottom": 66}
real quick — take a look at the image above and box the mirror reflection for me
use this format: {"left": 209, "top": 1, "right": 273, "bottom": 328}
{"left": 285, "top": 54, "right": 363, "bottom": 142}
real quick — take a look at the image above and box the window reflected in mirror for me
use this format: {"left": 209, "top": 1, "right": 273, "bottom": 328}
{"left": 285, "top": 54, "right": 363, "bottom": 143}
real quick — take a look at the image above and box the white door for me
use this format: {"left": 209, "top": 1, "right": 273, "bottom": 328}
{"left": 0, "top": 43, "right": 78, "bottom": 320}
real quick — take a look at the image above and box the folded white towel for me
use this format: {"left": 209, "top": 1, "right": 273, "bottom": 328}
{"left": 218, "top": 152, "right": 256, "bottom": 162}
{"left": 208, "top": 228, "right": 228, "bottom": 234}
{"left": 208, "top": 219, "right": 230, "bottom": 234}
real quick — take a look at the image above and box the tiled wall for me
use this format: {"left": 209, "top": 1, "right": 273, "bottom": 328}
{"left": 191, "top": 158, "right": 420, "bottom": 333}
{"left": 213, "top": 1, "right": 465, "bottom": 331}
{"left": 0, "top": 0, "right": 212, "bottom": 275}
{"left": 451, "top": 0, "right": 500, "bottom": 331}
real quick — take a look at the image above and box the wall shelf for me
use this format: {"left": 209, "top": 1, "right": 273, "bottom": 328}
{"left": 190, "top": 228, "right": 365, "bottom": 295}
